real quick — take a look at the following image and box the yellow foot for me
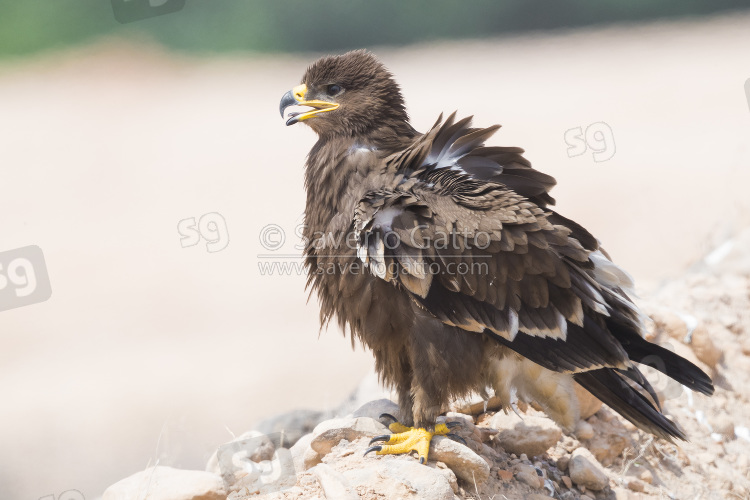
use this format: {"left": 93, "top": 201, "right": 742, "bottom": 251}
{"left": 364, "top": 414, "right": 460, "bottom": 464}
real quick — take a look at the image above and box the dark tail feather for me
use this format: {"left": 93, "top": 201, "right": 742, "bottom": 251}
{"left": 574, "top": 368, "right": 687, "bottom": 441}
{"left": 604, "top": 314, "right": 715, "bottom": 396}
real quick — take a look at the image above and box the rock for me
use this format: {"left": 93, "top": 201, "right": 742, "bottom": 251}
{"left": 562, "top": 475, "right": 573, "bottom": 488}
{"left": 352, "top": 399, "right": 400, "bottom": 421}
{"left": 475, "top": 426, "right": 499, "bottom": 442}
{"left": 497, "top": 469, "right": 513, "bottom": 482}
{"left": 709, "top": 414, "right": 735, "bottom": 440}
{"left": 310, "top": 417, "right": 387, "bottom": 457}
{"left": 584, "top": 417, "right": 629, "bottom": 466}
{"left": 206, "top": 431, "right": 274, "bottom": 475}
{"left": 691, "top": 324, "right": 722, "bottom": 369}
{"left": 569, "top": 448, "right": 609, "bottom": 491}
{"left": 311, "top": 463, "right": 358, "bottom": 500}
{"left": 491, "top": 412, "right": 562, "bottom": 457}
{"left": 435, "top": 461, "right": 459, "bottom": 493}
{"left": 515, "top": 463, "right": 543, "bottom": 489}
{"left": 444, "top": 412, "right": 481, "bottom": 452}
{"left": 575, "top": 420, "right": 595, "bottom": 440}
{"left": 741, "top": 338, "right": 750, "bottom": 357}
{"left": 557, "top": 456, "right": 570, "bottom": 472}
{"left": 614, "top": 486, "right": 649, "bottom": 500}
{"left": 342, "top": 457, "right": 455, "bottom": 500}
{"left": 649, "top": 309, "right": 688, "bottom": 341}
{"left": 574, "top": 383, "right": 603, "bottom": 420}
{"left": 638, "top": 469, "right": 653, "bottom": 484}
{"left": 527, "top": 494, "right": 553, "bottom": 500}
{"left": 302, "top": 446, "right": 322, "bottom": 470}
{"left": 102, "top": 466, "right": 226, "bottom": 500}
{"left": 481, "top": 443, "right": 498, "bottom": 459}
{"left": 444, "top": 412, "right": 475, "bottom": 431}
{"left": 255, "top": 409, "right": 330, "bottom": 448}
{"left": 628, "top": 479, "right": 645, "bottom": 492}
{"left": 431, "top": 435, "right": 491, "bottom": 484}
{"left": 213, "top": 433, "right": 297, "bottom": 495}
{"left": 290, "top": 432, "right": 321, "bottom": 471}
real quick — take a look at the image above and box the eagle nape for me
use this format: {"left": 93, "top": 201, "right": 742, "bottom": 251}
{"left": 279, "top": 49, "right": 714, "bottom": 466}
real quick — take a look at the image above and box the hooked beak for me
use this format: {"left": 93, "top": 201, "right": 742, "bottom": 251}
{"left": 279, "top": 84, "right": 340, "bottom": 126}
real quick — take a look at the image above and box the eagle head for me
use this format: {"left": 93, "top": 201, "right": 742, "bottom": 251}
{"left": 279, "top": 49, "right": 408, "bottom": 138}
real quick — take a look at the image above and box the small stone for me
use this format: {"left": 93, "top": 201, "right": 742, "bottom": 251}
{"left": 476, "top": 427, "right": 499, "bottom": 442}
{"left": 561, "top": 475, "right": 572, "bottom": 488}
{"left": 102, "top": 466, "right": 225, "bottom": 500}
{"left": 584, "top": 418, "right": 629, "bottom": 467}
{"left": 491, "top": 412, "right": 562, "bottom": 457}
{"left": 515, "top": 464, "right": 542, "bottom": 489}
{"left": 575, "top": 420, "right": 595, "bottom": 440}
{"left": 691, "top": 324, "right": 722, "bottom": 368}
{"left": 569, "top": 448, "right": 609, "bottom": 491}
{"left": 628, "top": 479, "right": 645, "bottom": 492}
{"left": 497, "top": 469, "right": 513, "bottom": 482}
{"left": 481, "top": 443, "right": 498, "bottom": 459}
{"left": 557, "top": 456, "right": 570, "bottom": 472}
{"left": 431, "top": 435, "right": 491, "bottom": 484}
{"left": 639, "top": 469, "right": 653, "bottom": 484}
{"left": 741, "top": 338, "right": 750, "bottom": 357}
{"left": 709, "top": 414, "right": 735, "bottom": 440}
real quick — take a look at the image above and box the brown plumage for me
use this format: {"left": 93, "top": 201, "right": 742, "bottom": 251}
{"left": 279, "top": 50, "right": 713, "bottom": 448}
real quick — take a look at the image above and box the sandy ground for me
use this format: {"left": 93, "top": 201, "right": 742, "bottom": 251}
{"left": 1, "top": 11, "right": 750, "bottom": 500}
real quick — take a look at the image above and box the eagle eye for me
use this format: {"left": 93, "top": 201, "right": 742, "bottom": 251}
{"left": 326, "top": 84, "right": 342, "bottom": 97}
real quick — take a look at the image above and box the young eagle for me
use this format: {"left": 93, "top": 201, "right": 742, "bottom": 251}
{"left": 279, "top": 50, "right": 713, "bottom": 463}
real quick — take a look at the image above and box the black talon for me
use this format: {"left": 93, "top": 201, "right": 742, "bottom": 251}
{"left": 379, "top": 413, "right": 398, "bottom": 425}
{"left": 369, "top": 434, "right": 391, "bottom": 445}
{"left": 364, "top": 445, "right": 382, "bottom": 457}
{"left": 419, "top": 456, "right": 425, "bottom": 464}
{"left": 446, "top": 433, "right": 467, "bottom": 445}
{"left": 445, "top": 421, "right": 461, "bottom": 429}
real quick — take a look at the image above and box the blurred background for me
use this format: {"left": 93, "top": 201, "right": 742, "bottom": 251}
{"left": 1, "top": 1, "right": 749, "bottom": 499}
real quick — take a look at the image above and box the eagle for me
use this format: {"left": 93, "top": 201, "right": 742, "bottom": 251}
{"left": 279, "top": 50, "right": 713, "bottom": 463}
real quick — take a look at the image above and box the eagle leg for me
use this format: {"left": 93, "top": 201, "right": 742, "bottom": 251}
{"left": 364, "top": 419, "right": 458, "bottom": 464}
